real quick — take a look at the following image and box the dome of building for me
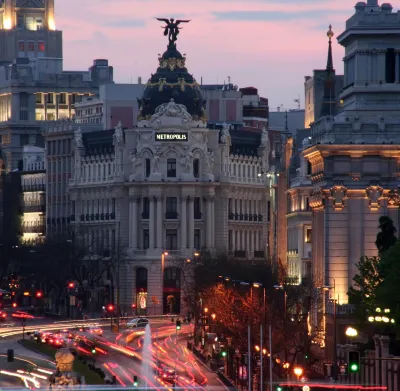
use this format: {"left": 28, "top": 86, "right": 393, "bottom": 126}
{"left": 138, "top": 41, "right": 206, "bottom": 121}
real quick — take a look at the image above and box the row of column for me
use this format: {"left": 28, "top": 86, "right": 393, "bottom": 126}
{"left": 230, "top": 229, "right": 262, "bottom": 251}
{"left": 230, "top": 197, "right": 263, "bottom": 216}
{"left": 129, "top": 196, "right": 215, "bottom": 250}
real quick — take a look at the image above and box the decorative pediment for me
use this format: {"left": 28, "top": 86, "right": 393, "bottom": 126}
{"left": 151, "top": 99, "right": 192, "bottom": 122}
{"left": 387, "top": 189, "right": 399, "bottom": 209}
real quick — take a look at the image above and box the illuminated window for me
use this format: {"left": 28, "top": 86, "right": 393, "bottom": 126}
{"left": 27, "top": 41, "right": 34, "bottom": 52}
{"left": 35, "top": 94, "right": 42, "bottom": 104}
{"left": 37, "top": 41, "right": 45, "bottom": 52}
{"left": 18, "top": 41, "right": 25, "bottom": 52}
{"left": 340, "top": 99, "right": 344, "bottom": 105}
{"left": 305, "top": 228, "right": 312, "bottom": 244}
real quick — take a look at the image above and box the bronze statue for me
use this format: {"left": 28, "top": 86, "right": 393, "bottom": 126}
{"left": 156, "top": 18, "right": 191, "bottom": 44}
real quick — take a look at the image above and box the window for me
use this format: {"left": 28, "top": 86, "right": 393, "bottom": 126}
{"left": 166, "top": 229, "right": 178, "bottom": 250}
{"left": 267, "top": 201, "right": 271, "bottom": 222}
{"left": 167, "top": 158, "right": 176, "bottom": 177}
{"left": 194, "top": 229, "right": 201, "bottom": 250}
{"left": 143, "top": 229, "right": 149, "bottom": 250}
{"left": 18, "top": 41, "right": 25, "bottom": 52}
{"left": 17, "top": 14, "right": 24, "bottom": 29}
{"left": 35, "top": 93, "right": 42, "bottom": 104}
{"left": 59, "top": 93, "right": 66, "bottom": 104}
{"left": 20, "top": 134, "right": 29, "bottom": 146}
{"left": 27, "top": 41, "right": 34, "bottom": 52}
{"left": 142, "top": 197, "right": 150, "bottom": 219}
{"left": 20, "top": 93, "right": 28, "bottom": 108}
{"left": 47, "top": 113, "right": 55, "bottom": 121}
{"left": 19, "top": 110, "right": 28, "bottom": 121}
{"left": 193, "top": 158, "right": 200, "bottom": 178}
{"left": 305, "top": 228, "right": 312, "bottom": 244}
{"left": 111, "top": 198, "right": 116, "bottom": 214}
{"left": 194, "top": 197, "right": 201, "bottom": 219}
{"left": 166, "top": 197, "right": 178, "bottom": 219}
{"left": 145, "top": 158, "right": 151, "bottom": 177}
{"left": 386, "top": 48, "right": 395, "bottom": 84}
{"left": 47, "top": 94, "right": 54, "bottom": 104}
{"left": 307, "top": 161, "right": 312, "bottom": 175}
{"left": 37, "top": 41, "right": 45, "bottom": 52}
{"left": 111, "top": 229, "right": 116, "bottom": 251}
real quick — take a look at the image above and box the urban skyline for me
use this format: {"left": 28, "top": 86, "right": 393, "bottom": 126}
{"left": 56, "top": 0, "right": 361, "bottom": 110}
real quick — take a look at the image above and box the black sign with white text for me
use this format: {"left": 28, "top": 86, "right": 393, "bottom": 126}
{"left": 155, "top": 132, "right": 188, "bottom": 142}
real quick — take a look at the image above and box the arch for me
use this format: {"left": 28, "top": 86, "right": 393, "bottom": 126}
{"left": 140, "top": 148, "right": 153, "bottom": 159}
{"left": 135, "top": 267, "right": 148, "bottom": 315}
{"left": 163, "top": 267, "right": 181, "bottom": 314}
{"left": 164, "top": 145, "right": 179, "bottom": 158}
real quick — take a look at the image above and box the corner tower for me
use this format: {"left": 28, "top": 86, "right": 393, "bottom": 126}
{"left": 0, "top": 0, "right": 62, "bottom": 65}
{"left": 304, "top": 0, "right": 400, "bottom": 334}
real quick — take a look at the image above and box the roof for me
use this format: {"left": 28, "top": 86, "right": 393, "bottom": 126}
{"left": 83, "top": 129, "right": 115, "bottom": 155}
{"left": 229, "top": 129, "right": 261, "bottom": 157}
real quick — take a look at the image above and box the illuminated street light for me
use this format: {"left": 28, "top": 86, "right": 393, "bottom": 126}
{"left": 254, "top": 345, "right": 260, "bottom": 352}
{"left": 252, "top": 282, "right": 262, "bottom": 288}
{"left": 204, "top": 307, "right": 209, "bottom": 313}
{"left": 345, "top": 326, "right": 358, "bottom": 338}
{"left": 294, "top": 366, "right": 303, "bottom": 379}
{"left": 211, "top": 313, "right": 216, "bottom": 320}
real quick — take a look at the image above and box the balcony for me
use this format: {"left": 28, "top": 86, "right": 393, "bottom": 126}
{"left": 22, "top": 184, "right": 45, "bottom": 192}
{"left": 23, "top": 204, "right": 45, "bottom": 213}
{"left": 165, "top": 211, "right": 178, "bottom": 219}
{"left": 22, "top": 225, "right": 45, "bottom": 233}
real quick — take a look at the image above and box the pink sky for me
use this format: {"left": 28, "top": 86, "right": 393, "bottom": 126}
{"left": 56, "top": 0, "right": 368, "bottom": 110}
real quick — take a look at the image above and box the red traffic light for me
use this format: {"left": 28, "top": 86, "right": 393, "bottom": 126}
{"left": 107, "top": 305, "right": 114, "bottom": 311}
{"left": 132, "top": 304, "right": 137, "bottom": 308}
{"left": 68, "top": 282, "right": 74, "bottom": 289}
{"left": 12, "top": 303, "right": 17, "bottom": 308}
{"left": 36, "top": 292, "right": 43, "bottom": 298}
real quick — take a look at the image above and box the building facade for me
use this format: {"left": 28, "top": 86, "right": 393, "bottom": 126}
{"left": 74, "top": 83, "right": 145, "bottom": 129}
{"left": 303, "top": 0, "right": 400, "bottom": 339}
{"left": 68, "top": 38, "right": 270, "bottom": 314}
{"left": 20, "top": 145, "right": 46, "bottom": 243}
{"left": 0, "top": 0, "right": 61, "bottom": 65}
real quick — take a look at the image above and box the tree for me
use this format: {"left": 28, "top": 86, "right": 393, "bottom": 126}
{"left": 375, "top": 216, "right": 397, "bottom": 256}
{"left": 376, "top": 241, "right": 400, "bottom": 319}
{"left": 348, "top": 256, "right": 383, "bottom": 322}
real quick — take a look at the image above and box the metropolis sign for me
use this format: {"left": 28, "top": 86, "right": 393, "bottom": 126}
{"left": 155, "top": 132, "right": 188, "bottom": 142}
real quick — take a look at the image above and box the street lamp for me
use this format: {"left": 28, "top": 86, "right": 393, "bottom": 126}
{"left": 318, "top": 280, "right": 337, "bottom": 380}
{"left": 273, "top": 285, "right": 288, "bottom": 362}
{"left": 345, "top": 327, "right": 358, "bottom": 338}
{"left": 293, "top": 366, "right": 303, "bottom": 381}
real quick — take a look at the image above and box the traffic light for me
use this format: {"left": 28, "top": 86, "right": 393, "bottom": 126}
{"left": 221, "top": 350, "right": 227, "bottom": 358}
{"left": 107, "top": 304, "right": 115, "bottom": 312}
{"left": 36, "top": 292, "right": 43, "bottom": 298}
{"left": 133, "top": 376, "right": 138, "bottom": 387}
{"left": 68, "top": 282, "right": 74, "bottom": 289}
{"left": 91, "top": 348, "right": 96, "bottom": 354}
{"left": 349, "top": 351, "right": 360, "bottom": 373}
{"left": 176, "top": 320, "right": 181, "bottom": 330}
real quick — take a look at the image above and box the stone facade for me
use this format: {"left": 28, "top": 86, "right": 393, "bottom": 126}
{"left": 68, "top": 101, "right": 270, "bottom": 314}
{"left": 303, "top": 0, "right": 400, "bottom": 336}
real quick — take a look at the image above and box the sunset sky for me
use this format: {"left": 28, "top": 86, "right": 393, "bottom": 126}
{"left": 55, "top": 0, "right": 380, "bottom": 110}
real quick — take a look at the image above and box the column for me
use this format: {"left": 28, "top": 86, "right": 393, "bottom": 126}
{"left": 188, "top": 197, "right": 194, "bottom": 249}
{"left": 131, "top": 197, "right": 138, "bottom": 249}
{"left": 149, "top": 197, "right": 155, "bottom": 249}
{"left": 206, "top": 198, "right": 212, "bottom": 248}
{"left": 156, "top": 197, "right": 163, "bottom": 248}
{"left": 211, "top": 198, "right": 215, "bottom": 247}
{"left": 180, "top": 197, "right": 187, "bottom": 249}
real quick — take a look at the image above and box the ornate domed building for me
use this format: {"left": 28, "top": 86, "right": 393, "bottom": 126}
{"left": 68, "top": 22, "right": 270, "bottom": 315}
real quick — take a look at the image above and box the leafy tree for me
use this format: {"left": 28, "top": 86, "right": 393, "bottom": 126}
{"left": 375, "top": 216, "right": 397, "bottom": 256}
{"left": 376, "top": 241, "right": 400, "bottom": 318}
{"left": 348, "top": 256, "right": 382, "bottom": 322}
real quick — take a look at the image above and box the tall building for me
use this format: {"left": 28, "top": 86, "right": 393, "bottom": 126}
{"left": 74, "top": 83, "right": 146, "bottom": 129}
{"left": 68, "top": 33, "right": 270, "bottom": 314}
{"left": 20, "top": 145, "right": 46, "bottom": 243}
{"left": 303, "top": 0, "right": 400, "bottom": 345}
{"left": 240, "top": 87, "right": 269, "bottom": 129}
{"left": 0, "top": 0, "right": 62, "bottom": 65}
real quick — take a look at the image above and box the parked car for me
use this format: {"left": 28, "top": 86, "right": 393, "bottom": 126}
{"left": 126, "top": 318, "right": 149, "bottom": 329}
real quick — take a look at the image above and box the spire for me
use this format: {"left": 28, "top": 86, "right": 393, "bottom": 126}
{"left": 326, "top": 25, "right": 334, "bottom": 72}
{"left": 319, "top": 25, "right": 337, "bottom": 119}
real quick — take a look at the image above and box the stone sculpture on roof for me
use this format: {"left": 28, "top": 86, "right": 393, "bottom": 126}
{"left": 151, "top": 99, "right": 193, "bottom": 122}
{"left": 74, "top": 127, "right": 83, "bottom": 148}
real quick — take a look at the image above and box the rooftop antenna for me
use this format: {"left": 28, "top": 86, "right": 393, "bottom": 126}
{"left": 228, "top": 76, "right": 231, "bottom": 85}
{"left": 201, "top": 76, "right": 203, "bottom": 85}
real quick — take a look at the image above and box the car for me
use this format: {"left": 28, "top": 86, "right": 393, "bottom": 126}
{"left": 126, "top": 318, "right": 149, "bottom": 329}
{"left": 157, "top": 364, "right": 175, "bottom": 383}
{"left": 87, "top": 326, "right": 103, "bottom": 335}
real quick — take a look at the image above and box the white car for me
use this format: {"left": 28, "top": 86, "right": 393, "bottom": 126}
{"left": 126, "top": 318, "right": 149, "bottom": 328}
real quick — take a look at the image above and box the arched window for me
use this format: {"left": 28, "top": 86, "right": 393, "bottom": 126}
{"left": 136, "top": 267, "right": 148, "bottom": 289}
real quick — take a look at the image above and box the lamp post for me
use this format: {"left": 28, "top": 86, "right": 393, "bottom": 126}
{"left": 161, "top": 251, "right": 168, "bottom": 314}
{"left": 319, "top": 279, "right": 337, "bottom": 380}
{"left": 273, "top": 284, "right": 288, "bottom": 363}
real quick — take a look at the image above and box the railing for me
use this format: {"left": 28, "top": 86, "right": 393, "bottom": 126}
{"left": 78, "top": 213, "right": 116, "bottom": 222}
{"left": 165, "top": 211, "right": 178, "bottom": 219}
{"left": 22, "top": 225, "right": 45, "bottom": 233}
{"left": 253, "top": 250, "right": 265, "bottom": 258}
{"left": 23, "top": 204, "right": 45, "bottom": 213}
{"left": 228, "top": 213, "right": 263, "bottom": 222}
{"left": 22, "top": 184, "right": 46, "bottom": 192}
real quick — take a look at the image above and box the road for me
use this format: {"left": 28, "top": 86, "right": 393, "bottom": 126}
{"left": 0, "top": 316, "right": 226, "bottom": 390}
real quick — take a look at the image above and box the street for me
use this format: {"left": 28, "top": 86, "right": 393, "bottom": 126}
{"left": 0, "top": 316, "right": 226, "bottom": 389}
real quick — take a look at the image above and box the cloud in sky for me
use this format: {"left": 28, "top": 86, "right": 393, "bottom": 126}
{"left": 56, "top": 0, "right": 355, "bottom": 109}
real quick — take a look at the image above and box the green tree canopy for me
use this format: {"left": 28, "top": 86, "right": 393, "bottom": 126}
{"left": 375, "top": 216, "right": 397, "bottom": 256}
{"left": 348, "top": 256, "right": 382, "bottom": 321}
{"left": 376, "top": 240, "right": 400, "bottom": 317}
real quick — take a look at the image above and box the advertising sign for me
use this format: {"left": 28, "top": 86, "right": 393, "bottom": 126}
{"left": 155, "top": 132, "right": 188, "bottom": 142}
